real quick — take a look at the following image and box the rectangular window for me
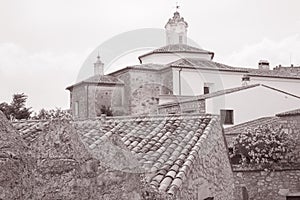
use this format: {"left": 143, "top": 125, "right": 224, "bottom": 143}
{"left": 74, "top": 101, "right": 79, "bottom": 117}
{"left": 179, "top": 36, "right": 183, "bottom": 44}
{"left": 204, "top": 82, "right": 214, "bottom": 94}
{"left": 204, "top": 86, "right": 210, "bottom": 94}
{"left": 220, "top": 109, "right": 234, "bottom": 125}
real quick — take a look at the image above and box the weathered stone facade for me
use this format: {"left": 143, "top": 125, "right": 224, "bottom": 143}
{"left": 232, "top": 113, "right": 300, "bottom": 200}
{"left": 233, "top": 168, "right": 300, "bottom": 200}
{"left": 158, "top": 99, "right": 206, "bottom": 114}
{"left": 114, "top": 69, "right": 173, "bottom": 115}
{"left": 70, "top": 85, "right": 88, "bottom": 119}
{"left": 69, "top": 83, "right": 124, "bottom": 119}
{"left": 278, "top": 115, "right": 300, "bottom": 162}
{"left": 177, "top": 118, "right": 234, "bottom": 200}
{"left": 0, "top": 112, "right": 33, "bottom": 200}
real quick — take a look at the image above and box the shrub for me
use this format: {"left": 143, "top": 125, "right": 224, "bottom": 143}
{"left": 232, "top": 125, "right": 297, "bottom": 168}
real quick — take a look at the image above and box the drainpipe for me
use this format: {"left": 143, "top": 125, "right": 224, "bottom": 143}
{"left": 178, "top": 68, "right": 183, "bottom": 95}
{"left": 86, "top": 84, "right": 89, "bottom": 118}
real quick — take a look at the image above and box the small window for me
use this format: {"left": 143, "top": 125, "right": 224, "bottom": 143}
{"left": 74, "top": 101, "right": 79, "bottom": 117}
{"left": 179, "top": 35, "right": 183, "bottom": 44}
{"left": 220, "top": 109, "right": 234, "bottom": 125}
{"left": 204, "top": 86, "right": 210, "bottom": 94}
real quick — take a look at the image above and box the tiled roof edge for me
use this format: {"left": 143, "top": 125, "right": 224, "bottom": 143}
{"left": 66, "top": 78, "right": 124, "bottom": 90}
{"left": 224, "top": 116, "right": 279, "bottom": 135}
{"left": 159, "top": 84, "right": 261, "bottom": 108}
{"left": 276, "top": 108, "right": 300, "bottom": 117}
{"left": 248, "top": 73, "right": 300, "bottom": 80}
{"left": 169, "top": 65, "right": 249, "bottom": 73}
{"left": 138, "top": 46, "right": 214, "bottom": 60}
{"left": 261, "top": 84, "right": 300, "bottom": 99}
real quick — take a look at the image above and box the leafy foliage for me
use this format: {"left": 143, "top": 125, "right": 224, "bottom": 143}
{"left": 0, "top": 93, "right": 32, "bottom": 120}
{"left": 232, "top": 125, "right": 297, "bottom": 168}
{"left": 31, "top": 108, "right": 72, "bottom": 121}
{"left": 100, "top": 105, "right": 113, "bottom": 116}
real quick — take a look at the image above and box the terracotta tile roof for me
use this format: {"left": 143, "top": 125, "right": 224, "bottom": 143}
{"left": 247, "top": 68, "right": 300, "bottom": 79}
{"left": 12, "top": 120, "right": 50, "bottom": 142}
{"left": 276, "top": 108, "right": 300, "bottom": 117}
{"left": 76, "top": 114, "right": 217, "bottom": 196}
{"left": 66, "top": 75, "right": 124, "bottom": 90}
{"left": 167, "top": 58, "right": 300, "bottom": 79}
{"left": 138, "top": 44, "right": 214, "bottom": 60}
{"left": 167, "top": 58, "right": 248, "bottom": 72}
{"left": 12, "top": 114, "right": 218, "bottom": 196}
{"left": 224, "top": 117, "right": 279, "bottom": 135}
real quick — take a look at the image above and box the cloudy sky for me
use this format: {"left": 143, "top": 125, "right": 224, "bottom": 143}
{"left": 0, "top": 0, "right": 299, "bottom": 112}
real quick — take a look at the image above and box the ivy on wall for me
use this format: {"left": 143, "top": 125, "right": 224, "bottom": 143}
{"left": 231, "top": 125, "right": 298, "bottom": 169}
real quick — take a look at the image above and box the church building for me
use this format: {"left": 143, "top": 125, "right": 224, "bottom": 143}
{"left": 66, "top": 11, "right": 300, "bottom": 125}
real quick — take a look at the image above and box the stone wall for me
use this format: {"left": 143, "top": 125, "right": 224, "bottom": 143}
{"left": 233, "top": 114, "right": 300, "bottom": 200}
{"left": 115, "top": 72, "right": 131, "bottom": 115}
{"left": 279, "top": 115, "right": 300, "bottom": 162}
{"left": 70, "top": 84, "right": 125, "bottom": 119}
{"left": 90, "top": 85, "right": 124, "bottom": 117}
{"left": 71, "top": 85, "right": 88, "bottom": 119}
{"left": 0, "top": 112, "right": 33, "bottom": 199}
{"left": 177, "top": 118, "right": 235, "bottom": 200}
{"left": 158, "top": 99, "right": 206, "bottom": 114}
{"left": 116, "top": 69, "right": 174, "bottom": 115}
{"left": 233, "top": 169, "right": 300, "bottom": 200}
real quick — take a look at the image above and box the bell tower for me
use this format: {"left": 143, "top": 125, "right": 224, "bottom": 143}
{"left": 165, "top": 7, "right": 188, "bottom": 45}
{"left": 94, "top": 53, "right": 104, "bottom": 76}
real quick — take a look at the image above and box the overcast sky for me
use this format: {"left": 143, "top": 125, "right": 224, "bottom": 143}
{"left": 0, "top": 0, "right": 299, "bottom": 112}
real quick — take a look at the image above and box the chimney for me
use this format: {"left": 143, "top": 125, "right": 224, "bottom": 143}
{"left": 94, "top": 54, "right": 104, "bottom": 75}
{"left": 242, "top": 75, "right": 250, "bottom": 86}
{"left": 258, "top": 60, "right": 270, "bottom": 70}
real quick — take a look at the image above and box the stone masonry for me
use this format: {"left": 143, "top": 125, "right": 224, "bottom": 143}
{"left": 232, "top": 113, "right": 300, "bottom": 200}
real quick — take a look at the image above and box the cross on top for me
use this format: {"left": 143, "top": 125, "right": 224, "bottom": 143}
{"left": 174, "top": 1, "right": 180, "bottom": 12}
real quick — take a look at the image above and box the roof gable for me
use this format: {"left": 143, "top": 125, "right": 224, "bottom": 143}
{"left": 66, "top": 75, "right": 124, "bottom": 90}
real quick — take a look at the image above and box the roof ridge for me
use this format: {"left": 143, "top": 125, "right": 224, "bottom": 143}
{"left": 138, "top": 44, "right": 214, "bottom": 60}
{"left": 261, "top": 84, "right": 300, "bottom": 99}
{"left": 167, "top": 84, "right": 261, "bottom": 105}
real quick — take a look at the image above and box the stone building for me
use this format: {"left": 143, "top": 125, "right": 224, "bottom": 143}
{"left": 66, "top": 55, "right": 125, "bottom": 119}
{"left": 225, "top": 108, "right": 300, "bottom": 200}
{"left": 67, "top": 11, "right": 300, "bottom": 120}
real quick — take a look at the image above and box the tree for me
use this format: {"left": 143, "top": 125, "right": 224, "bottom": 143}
{"left": 232, "top": 125, "right": 297, "bottom": 168}
{"left": 0, "top": 93, "right": 31, "bottom": 120}
{"left": 31, "top": 108, "right": 72, "bottom": 121}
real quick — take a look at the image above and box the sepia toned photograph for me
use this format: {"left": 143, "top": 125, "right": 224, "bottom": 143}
{"left": 0, "top": 0, "right": 300, "bottom": 199}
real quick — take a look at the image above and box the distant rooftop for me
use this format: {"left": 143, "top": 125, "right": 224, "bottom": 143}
{"left": 138, "top": 44, "right": 214, "bottom": 60}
